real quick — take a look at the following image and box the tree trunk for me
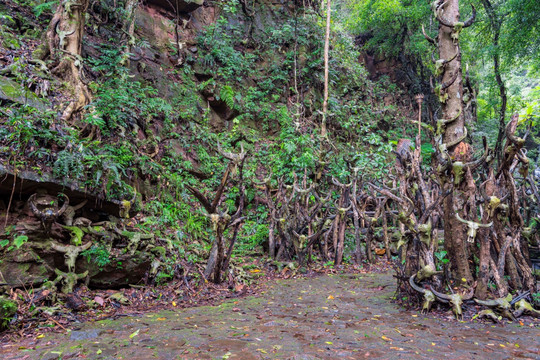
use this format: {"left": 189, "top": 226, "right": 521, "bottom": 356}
{"left": 211, "top": 227, "right": 225, "bottom": 283}
{"left": 321, "top": 0, "right": 331, "bottom": 137}
{"left": 268, "top": 220, "right": 276, "bottom": 258}
{"left": 438, "top": 0, "right": 473, "bottom": 284}
{"left": 121, "top": 0, "right": 140, "bottom": 67}
{"left": 475, "top": 171, "right": 496, "bottom": 298}
{"left": 334, "top": 214, "right": 347, "bottom": 265}
{"left": 382, "top": 204, "right": 390, "bottom": 261}
{"left": 481, "top": 0, "right": 507, "bottom": 165}
{"left": 352, "top": 201, "right": 363, "bottom": 263}
{"left": 45, "top": 0, "right": 91, "bottom": 122}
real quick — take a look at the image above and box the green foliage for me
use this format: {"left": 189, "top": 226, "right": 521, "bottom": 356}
{"left": 499, "top": 0, "right": 540, "bottom": 68}
{"left": 0, "top": 296, "right": 17, "bottom": 330}
{"left": 237, "top": 221, "right": 268, "bottom": 253}
{"left": 0, "top": 106, "right": 56, "bottom": 165}
{"left": 81, "top": 245, "right": 111, "bottom": 271}
{"left": 13, "top": 235, "right": 28, "bottom": 249}
{"left": 219, "top": 85, "right": 236, "bottom": 110}
{"left": 533, "top": 292, "right": 540, "bottom": 306}
{"left": 0, "top": 234, "right": 28, "bottom": 252}
{"left": 85, "top": 45, "right": 172, "bottom": 136}
{"left": 435, "top": 250, "right": 450, "bottom": 271}
{"left": 33, "top": 0, "right": 57, "bottom": 17}
{"left": 62, "top": 226, "right": 84, "bottom": 246}
{"left": 344, "top": 0, "right": 431, "bottom": 58}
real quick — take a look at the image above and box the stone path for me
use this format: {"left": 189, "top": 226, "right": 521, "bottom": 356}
{"left": 2, "top": 272, "right": 539, "bottom": 359}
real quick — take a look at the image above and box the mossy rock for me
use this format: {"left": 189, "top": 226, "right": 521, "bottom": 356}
{"left": 78, "top": 251, "right": 152, "bottom": 289}
{"left": 147, "top": 0, "right": 203, "bottom": 13}
{"left": 0, "top": 75, "right": 49, "bottom": 110}
{"left": 0, "top": 296, "right": 17, "bottom": 331}
{"left": 0, "top": 249, "right": 53, "bottom": 287}
{"left": 32, "top": 43, "right": 48, "bottom": 60}
{"left": 150, "top": 246, "right": 166, "bottom": 259}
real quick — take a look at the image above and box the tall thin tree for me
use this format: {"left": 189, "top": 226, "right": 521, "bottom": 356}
{"left": 321, "top": 0, "right": 331, "bottom": 138}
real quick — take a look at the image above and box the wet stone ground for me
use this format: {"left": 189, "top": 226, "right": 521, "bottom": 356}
{"left": 2, "top": 272, "right": 539, "bottom": 359}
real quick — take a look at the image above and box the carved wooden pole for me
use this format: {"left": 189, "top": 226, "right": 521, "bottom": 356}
{"left": 435, "top": 0, "right": 474, "bottom": 284}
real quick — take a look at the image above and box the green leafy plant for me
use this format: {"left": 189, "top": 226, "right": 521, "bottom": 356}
{"left": 33, "top": 0, "right": 58, "bottom": 17}
{"left": 81, "top": 245, "right": 111, "bottom": 271}
{"left": 219, "top": 85, "right": 236, "bottom": 110}
{"left": 434, "top": 250, "right": 450, "bottom": 271}
{"left": 13, "top": 235, "right": 28, "bottom": 249}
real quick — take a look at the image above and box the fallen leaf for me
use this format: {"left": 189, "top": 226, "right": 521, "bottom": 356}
{"left": 94, "top": 296, "right": 104, "bottom": 306}
{"left": 381, "top": 335, "right": 392, "bottom": 342}
{"left": 172, "top": 301, "right": 177, "bottom": 307}
{"left": 249, "top": 269, "right": 261, "bottom": 273}
{"left": 129, "top": 329, "right": 140, "bottom": 339}
{"left": 325, "top": 341, "right": 333, "bottom": 345}
{"left": 327, "top": 295, "right": 335, "bottom": 300}
{"left": 157, "top": 317, "right": 166, "bottom": 321}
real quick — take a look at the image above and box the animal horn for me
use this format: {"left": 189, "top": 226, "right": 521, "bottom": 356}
{"left": 474, "top": 298, "right": 500, "bottom": 307}
{"left": 455, "top": 212, "right": 468, "bottom": 224}
{"left": 217, "top": 140, "right": 234, "bottom": 160}
{"left": 28, "top": 194, "right": 42, "bottom": 217}
{"left": 443, "top": 51, "right": 458, "bottom": 65}
{"left": 463, "top": 5, "right": 476, "bottom": 27}
{"left": 441, "top": 70, "right": 459, "bottom": 90}
{"left": 478, "top": 221, "right": 493, "bottom": 228}
{"left": 462, "top": 285, "right": 476, "bottom": 300}
{"left": 409, "top": 275, "right": 426, "bottom": 294}
{"left": 56, "top": 193, "right": 70, "bottom": 216}
{"left": 437, "top": 5, "right": 476, "bottom": 28}
{"left": 129, "top": 188, "right": 137, "bottom": 203}
{"left": 429, "top": 286, "right": 452, "bottom": 302}
{"left": 422, "top": 24, "right": 437, "bottom": 45}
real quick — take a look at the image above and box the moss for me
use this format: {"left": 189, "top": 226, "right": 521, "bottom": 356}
{"left": 0, "top": 75, "right": 49, "bottom": 110}
{"left": 150, "top": 246, "right": 166, "bottom": 259}
{"left": 0, "top": 79, "right": 20, "bottom": 98}
{"left": 0, "top": 296, "right": 17, "bottom": 331}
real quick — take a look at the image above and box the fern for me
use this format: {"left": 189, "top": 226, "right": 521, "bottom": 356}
{"left": 53, "top": 150, "right": 84, "bottom": 179}
{"left": 220, "top": 85, "right": 235, "bottom": 109}
{"left": 33, "top": 1, "right": 58, "bottom": 17}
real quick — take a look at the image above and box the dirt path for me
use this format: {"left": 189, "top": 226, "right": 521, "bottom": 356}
{"left": 2, "top": 272, "right": 539, "bottom": 359}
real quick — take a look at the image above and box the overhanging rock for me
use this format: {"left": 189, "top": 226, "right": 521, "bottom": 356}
{"left": 0, "top": 164, "right": 131, "bottom": 218}
{"left": 148, "top": 0, "right": 203, "bottom": 13}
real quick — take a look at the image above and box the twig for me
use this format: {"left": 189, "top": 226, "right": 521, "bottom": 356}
{"left": 4, "top": 172, "right": 17, "bottom": 228}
